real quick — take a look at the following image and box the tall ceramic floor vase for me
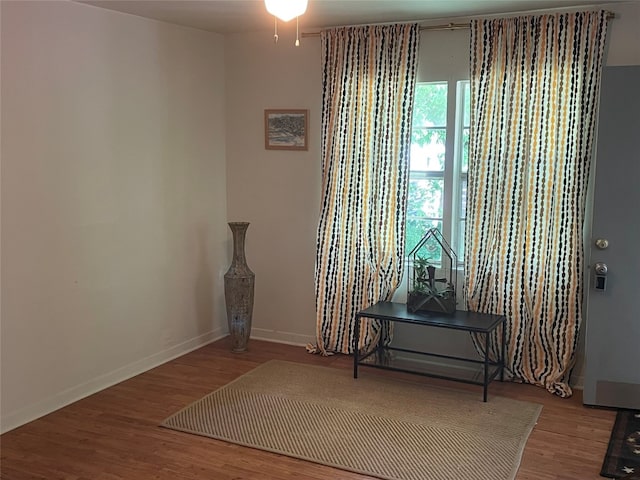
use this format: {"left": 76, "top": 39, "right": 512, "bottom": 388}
{"left": 224, "top": 222, "right": 255, "bottom": 353}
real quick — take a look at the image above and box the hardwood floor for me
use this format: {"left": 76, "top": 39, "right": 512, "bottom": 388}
{"left": 1, "top": 337, "right": 616, "bottom": 480}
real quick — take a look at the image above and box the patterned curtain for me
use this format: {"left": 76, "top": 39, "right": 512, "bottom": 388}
{"left": 465, "top": 11, "right": 609, "bottom": 396}
{"left": 313, "top": 24, "right": 419, "bottom": 355}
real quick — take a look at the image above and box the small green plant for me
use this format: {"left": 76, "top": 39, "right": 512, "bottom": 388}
{"left": 411, "top": 256, "right": 434, "bottom": 295}
{"left": 409, "top": 256, "right": 455, "bottom": 313}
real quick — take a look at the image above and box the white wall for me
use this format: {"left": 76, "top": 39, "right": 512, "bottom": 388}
{"left": 223, "top": 21, "right": 472, "bottom": 351}
{"left": 605, "top": 1, "right": 640, "bottom": 66}
{"left": 224, "top": 2, "right": 640, "bottom": 368}
{"left": 0, "top": 1, "right": 228, "bottom": 432}
{"left": 225, "top": 23, "right": 322, "bottom": 346}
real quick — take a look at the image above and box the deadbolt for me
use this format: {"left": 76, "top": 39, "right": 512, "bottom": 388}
{"left": 595, "top": 238, "right": 609, "bottom": 250}
{"left": 594, "top": 262, "right": 608, "bottom": 275}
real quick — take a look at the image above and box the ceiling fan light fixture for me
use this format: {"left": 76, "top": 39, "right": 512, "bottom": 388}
{"left": 264, "top": 0, "right": 308, "bottom": 22}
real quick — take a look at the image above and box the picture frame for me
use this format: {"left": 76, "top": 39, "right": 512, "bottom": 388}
{"left": 264, "top": 109, "right": 308, "bottom": 151}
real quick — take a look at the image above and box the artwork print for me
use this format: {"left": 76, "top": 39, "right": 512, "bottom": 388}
{"left": 264, "top": 109, "right": 308, "bottom": 151}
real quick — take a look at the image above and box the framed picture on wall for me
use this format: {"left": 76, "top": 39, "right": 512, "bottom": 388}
{"left": 264, "top": 109, "right": 308, "bottom": 151}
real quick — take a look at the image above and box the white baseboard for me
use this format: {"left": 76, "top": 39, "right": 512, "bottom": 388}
{"left": 251, "top": 327, "right": 315, "bottom": 347}
{"left": 0, "top": 329, "right": 226, "bottom": 434}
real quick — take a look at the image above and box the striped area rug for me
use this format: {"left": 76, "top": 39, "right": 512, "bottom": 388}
{"left": 161, "top": 360, "right": 541, "bottom": 480}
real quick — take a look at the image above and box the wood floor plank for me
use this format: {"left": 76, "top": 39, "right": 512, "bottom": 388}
{"left": 0, "top": 337, "right": 616, "bottom": 479}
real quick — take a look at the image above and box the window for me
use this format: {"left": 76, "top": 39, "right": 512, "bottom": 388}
{"left": 406, "top": 81, "right": 470, "bottom": 264}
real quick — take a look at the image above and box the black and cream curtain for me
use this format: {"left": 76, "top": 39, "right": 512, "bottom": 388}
{"left": 313, "top": 24, "right": 419, "bottom": 355}
{"left": 465, "top": 11, "right": 609, "bottom": 396}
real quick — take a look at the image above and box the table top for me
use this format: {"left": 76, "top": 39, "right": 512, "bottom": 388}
{"left": 356, "top": 301, "right": 505, "bottom": 333}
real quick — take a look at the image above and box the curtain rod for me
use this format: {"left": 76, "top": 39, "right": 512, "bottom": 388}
{"left": 301, "top": 10, "right": 614, "bottom": 38}
{"left": 301, "top": 23, "right": 468, "bottom": 37}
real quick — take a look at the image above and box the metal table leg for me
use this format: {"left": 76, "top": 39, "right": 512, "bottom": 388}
{"left": 353, "top": 315, "right": 360, "bottom": 379}
{"left": 501, "top": 319, "right": 506, "bottom": 382}
{"left": 483, "top": 331, "right": 490, "bottom": 402}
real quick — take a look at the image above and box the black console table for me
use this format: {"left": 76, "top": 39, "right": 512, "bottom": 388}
{"left": 353, "top": 301, "right": 506, "bottom": 402}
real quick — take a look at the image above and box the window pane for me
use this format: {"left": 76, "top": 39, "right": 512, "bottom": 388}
{"left": 460, "top": 177, "right": 467, "bottom": 217}
{"left": 463, "top": 82, "right": 470, "bottom": 126}
{"left": 406, "top": 219, "right": 443, "bottom": 260}
{"left": 410, "top": 128, "right": 446, "bottom": 171}
{"left": 458, "top": 220, "right": 465, "bottom": 262}
{"left": 408, "top": 178, "right": 443, "bottom": 219}
{"left": 461, "top": 128, "right": 469, "bottom": 173}
{"left": 412, "top": 83, "right": 448, "bottom": 127}
{"left": 406, "top": 80, "right": 468, "bottom": 267}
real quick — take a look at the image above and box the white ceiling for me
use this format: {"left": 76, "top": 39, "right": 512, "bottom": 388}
{"left": 79, "top": 0, "right": 623, "bottom": 34}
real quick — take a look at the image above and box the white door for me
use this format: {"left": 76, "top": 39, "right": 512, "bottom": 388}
{"left": 583, "top": 66, "right": 640, "bottom": 409}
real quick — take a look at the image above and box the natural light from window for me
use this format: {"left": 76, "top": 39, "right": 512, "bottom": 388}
{"left": 406, "top": 81, "right": 470, "bottom": 265}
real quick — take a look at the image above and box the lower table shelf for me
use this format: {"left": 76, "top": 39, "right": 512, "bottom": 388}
{"left": 353, "top": 302, "right": 506, "bottom": 402}
{"left": 358, "top": 346, "right": 503, "bottom": 386}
